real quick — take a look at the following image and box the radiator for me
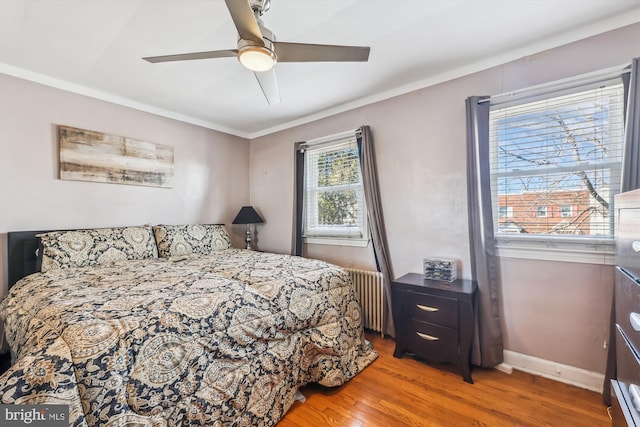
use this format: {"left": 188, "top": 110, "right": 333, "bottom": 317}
{"left": 345, "top": 268, "right": 384, "bottom": 335}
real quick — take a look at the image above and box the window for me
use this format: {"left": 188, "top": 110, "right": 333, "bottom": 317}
{"left": 490, "top": 81, "right": 625, "bottom": 241}
{"left": 499, "top": 206, "right": 513, "bottom": 218}
{"left": 302, "top": 131, "right": 367, "bottom": 246}
{"left": 561, "top": 205, "right": 573, "bottom": 217}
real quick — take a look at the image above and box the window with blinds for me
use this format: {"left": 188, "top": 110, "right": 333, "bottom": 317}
{"left": 303, "top": 134, "right": 366, "bottom": 240}
{"left": 489, "top": 81, "right": 625, "bottom": 239}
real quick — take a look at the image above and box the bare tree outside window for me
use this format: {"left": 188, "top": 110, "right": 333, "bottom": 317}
{"left": 490, "top": 83, "right": 625, "bottom": 237}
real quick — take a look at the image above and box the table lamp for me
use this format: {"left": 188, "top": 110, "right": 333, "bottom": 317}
{"left": 232, "top": 206, "right": 264, "bottom": 250}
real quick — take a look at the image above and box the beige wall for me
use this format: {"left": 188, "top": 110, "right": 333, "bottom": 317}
{"left": 499, "top": 258, "right": 614, "bottom": 370}
{"left": 249, "top": 23, "right": 640, "bottom": 373}
{"left": 0, "top": 74, "right": 251, "bottom": 297}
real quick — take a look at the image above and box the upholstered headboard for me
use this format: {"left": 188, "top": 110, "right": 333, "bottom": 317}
{"left": 7, "top": 230, "right": 50, "bottom": 289}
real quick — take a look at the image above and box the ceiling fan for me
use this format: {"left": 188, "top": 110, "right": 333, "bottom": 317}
{"left": 143, "top": 0, "right": 370, "bottom": 105}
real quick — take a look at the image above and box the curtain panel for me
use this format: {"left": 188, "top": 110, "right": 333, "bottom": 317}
{"left": 622, "top": 57, "right": 640, "bottom": 192}
{"left": 465, "top": 96, "right": 505, "bottom": 368}
{"left": 293, "top": 143, "right": 305, "bottom": 256}
{"left": 357, "top": 125, "right": 396, "bottom": 337}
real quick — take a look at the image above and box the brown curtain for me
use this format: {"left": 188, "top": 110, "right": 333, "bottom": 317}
{"left": 465, "top": 96, "right": 504, "bottom": 367}
{"left": 357, "top": 126, "right": 395, "bottom": 337}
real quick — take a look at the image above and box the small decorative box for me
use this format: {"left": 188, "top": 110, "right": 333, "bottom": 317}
{"left": 423, "top": 257, "right": 457, "bottom": 282}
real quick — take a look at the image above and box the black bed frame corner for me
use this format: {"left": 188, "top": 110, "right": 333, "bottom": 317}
{"left": 7, "top": 230, "right": 47, "bottom": 289}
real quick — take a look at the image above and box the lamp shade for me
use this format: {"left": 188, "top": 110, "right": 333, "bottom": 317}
{"left": 232, "top": 206, "right": 264, "bottom": 225}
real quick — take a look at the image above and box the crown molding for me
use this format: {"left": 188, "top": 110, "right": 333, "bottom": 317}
{"left": 1, "top": 9, "right": 637, "bottom": 141}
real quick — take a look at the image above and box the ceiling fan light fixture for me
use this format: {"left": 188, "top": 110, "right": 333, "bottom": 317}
{"left": 238, "top": 45, "right": 276, "bottom": 72}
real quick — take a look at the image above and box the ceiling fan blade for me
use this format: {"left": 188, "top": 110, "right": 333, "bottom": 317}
{"left": 274, "top": 42, "right": 370, "bottom": 62}
{"left": 143, "top": 50, "right": 238, "bottom": 63}
{"left": 224, "top": 0, "right": 264, "bottom": 45}
{"left": 254, "top": 69, "right": 280, "bottom": 105}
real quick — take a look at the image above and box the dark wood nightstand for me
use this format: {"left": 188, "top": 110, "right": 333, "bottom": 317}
{"left": 392, "top": 273, "right": 477, "bottom": 383}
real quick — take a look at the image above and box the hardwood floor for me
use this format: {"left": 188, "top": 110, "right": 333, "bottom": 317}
{"left": 279, "top": 332, "right": 611, "bottom": 426}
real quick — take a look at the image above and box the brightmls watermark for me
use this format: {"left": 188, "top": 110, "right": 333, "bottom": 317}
{"left": 0, "top": 405, "right": 68, "bottom": 426}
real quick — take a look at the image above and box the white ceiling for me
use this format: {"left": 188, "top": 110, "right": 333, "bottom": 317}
{"left": 1, "top": 0, "right": 639, "bottom": 139}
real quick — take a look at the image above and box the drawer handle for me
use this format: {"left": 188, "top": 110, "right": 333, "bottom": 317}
{"left": 633, "top": 241, "right": 640, "bottom": 253}
{"left": 416, "top": 332, "right": 439, "bottom": 341}
{"left": 631, "top": 312, "right": 640, "bottom": 331}
{"left": 416, "top": 304, "right": 439, "bottom": 313}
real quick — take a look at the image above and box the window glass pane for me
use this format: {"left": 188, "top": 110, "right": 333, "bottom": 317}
{"left": 499, "top": 206, "right": 513, "bottom": 218}
{"left": 317, "top": 149, "right": 360, "bottom": 187}
{"left": 303, "top": 134, "right": 366, "bottom": 239}
{"left": 536, "top": 206, "right": 547, "bottom": 218}
{"left": 317, "top": 189, "right": 360, "bottom": 225}
{"left": 490, "top": 82, "right": 624, "bottom": 238}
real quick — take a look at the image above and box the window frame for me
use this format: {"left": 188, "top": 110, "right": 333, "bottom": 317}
{"left": 536, "top": 206, "right": 548, "bottom": 218}
{"left": 301, "top": 131, "right": 369, "bottom": 248}
{"left": 487, "top": 69, "right": 627, "bottom": 265}
{"left": 560, "top": 205, "right": 573, "bottom": 218}
{"left": 499, "top": 206, "right": 513, "bottom": 218}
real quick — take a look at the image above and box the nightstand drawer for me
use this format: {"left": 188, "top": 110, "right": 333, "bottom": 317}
{"left": 398, "top": 290, "right": 458, "bottom": 328}
{"left": 406, "top": 319, "right": 458, "bottom": 362}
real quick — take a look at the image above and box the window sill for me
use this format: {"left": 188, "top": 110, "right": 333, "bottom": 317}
{"left": 304, "top": 237, "right": 370, "bottom": 248}
{"left": 495, "top": 235, "right": 615, "bottom": 265}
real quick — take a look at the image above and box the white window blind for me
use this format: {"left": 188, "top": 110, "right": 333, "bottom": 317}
{"left": 489, "top": 82, "right": 625, "bottom": 239}
{"left": 303, "top": 135, "right": 366, "bottom": 240}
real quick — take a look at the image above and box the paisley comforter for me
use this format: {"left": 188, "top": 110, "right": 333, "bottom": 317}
{"left": 0, "top": 249, "right": 377, "bottom": 426}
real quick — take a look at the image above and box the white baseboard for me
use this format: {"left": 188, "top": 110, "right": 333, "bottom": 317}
{"left": 502, "top": 350, "right": 604, "bottom": 393}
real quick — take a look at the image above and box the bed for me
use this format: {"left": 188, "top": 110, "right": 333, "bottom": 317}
{"left": 0, "top": 225, "right": 377, "bottom": 426}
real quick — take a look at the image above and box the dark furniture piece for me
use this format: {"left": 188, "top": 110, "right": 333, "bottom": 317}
{"left": 611, "top": 189, "right": 640, "bottom": 426}
{"left": 0, "top": 352, "right": 9, "bottom": 375}
{"left": 2, "top": 230, "right": 54, "bottom": 375}
{"left": 7, "top": 230, "right": 49, "bottom": 289}
{"left": 392, "top": 272, "right": 477, "bottom": 383}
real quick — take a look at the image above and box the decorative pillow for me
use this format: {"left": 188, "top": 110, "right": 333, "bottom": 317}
{"left": 38, "top": 225, "right": 158, "bottom": 272}
{"left": 152, "top": 224, "right": 231, "bottom": 258}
